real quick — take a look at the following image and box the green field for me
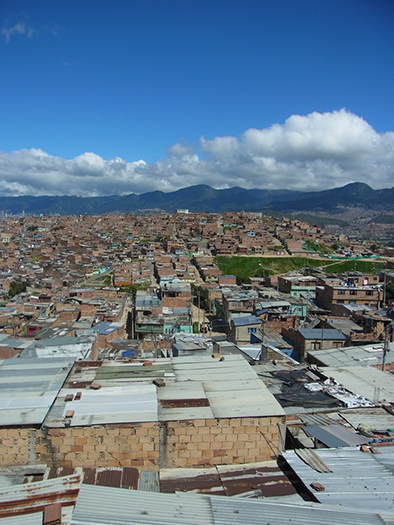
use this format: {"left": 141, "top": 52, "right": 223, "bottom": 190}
{"left": 214, "top": 256, "right": 383, "bottom": 282}
{"left": 292, "top": 213, "right": 349, "bottom": 228}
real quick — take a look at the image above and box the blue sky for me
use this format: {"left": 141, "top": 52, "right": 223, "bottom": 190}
{"left": 1, "top": 0, "right": 394, "bottom": 196}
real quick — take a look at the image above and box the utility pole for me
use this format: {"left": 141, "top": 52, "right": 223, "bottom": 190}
{"left": 320, "top": 320, "right": 325, "bottom": 350}
{"left": 383, "top": 323, "right": 390, "bottom": 371}
{"left": 197, "top": 290, "right": 201, "bottom": 335}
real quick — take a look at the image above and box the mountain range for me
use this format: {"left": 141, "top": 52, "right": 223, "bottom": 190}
{"left": 1, "top": 182, "right": 393, "bottom": 216}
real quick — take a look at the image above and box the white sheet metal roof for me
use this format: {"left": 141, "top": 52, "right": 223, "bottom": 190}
{"left": 0, "top": 514, "right": 43, "bottom": 525}
{"left": 172, "top": 355, "right": 284, "bottom": 419}
{"left": 283, "top": 447, "right": 394, "bottom": 510}
{"left": 168, "top": 355, "right": 284, "bottom": 419}
{"left": 339, "top": 407, "right": 394, "bottom": 431}
{"left": 72, "top": 483, "right": 394, "bottom": 525}
{"left": 73, "top": 484, "right": 214, "bottom": 525}
{"left": 209, "top": 496, "right": 392, "bottom": 525}
{"left": 0, "top": 358, "right": 74, "bottom": 426}
{"left": 60, "top": 384, "right": 158, "bottom": 426}
{"left": 158, "top": 382, "right": 214, "bottom": 421}
{"left": 45, "top": 355, "right": 284, "bottom": 427}
{"left": 308, "top": 342, "right": 394, "bottom": 368}
{"left": 320, "top": 366, "right": 394, "bottom": 404}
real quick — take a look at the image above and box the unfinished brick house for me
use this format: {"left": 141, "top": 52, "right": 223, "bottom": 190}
{"left": 0, "top": 355, "right": 285, "bottom": 472}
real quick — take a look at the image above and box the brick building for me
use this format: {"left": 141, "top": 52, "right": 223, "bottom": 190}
{"left": 0, "top": 355, "right": 285, "bottom": 471}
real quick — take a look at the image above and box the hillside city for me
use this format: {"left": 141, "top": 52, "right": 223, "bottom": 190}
{"left": 2, "top": 208, "right": 394, "bottom": 523}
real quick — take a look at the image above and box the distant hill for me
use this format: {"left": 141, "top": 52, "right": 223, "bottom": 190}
{"left": 1, "top": 182, "right": 393, "bottom": 216}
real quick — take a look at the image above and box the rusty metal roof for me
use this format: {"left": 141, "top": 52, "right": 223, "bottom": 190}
{"left": 160, "top": 461, "right": 296, "bottom": 498}
{"left": 160, "top": 467, "right": 224, "bottom": 495}
{"left": 0, "top": 470, "right": 82, "bottom": 523}
{"left": 46, "top": 466, "right": 145, "bottom": 491}
{"left": 217, "top": 462, "right": 296, "bottom": 498}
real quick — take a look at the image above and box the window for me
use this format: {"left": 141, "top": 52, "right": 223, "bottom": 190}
{"left": 248, "top": 327, "right": 257, "bottom": 333}
{"left": 311, "top": 341, "right": 321, "bottom": 350}
{"left": 337, "top": 290, "right": 346, "bottom": 295}
{"left": 350, "top": 290, "right": 358, "bottom": 295}
{"left": 366, "top": 291, "right": 373, "bottom": 296}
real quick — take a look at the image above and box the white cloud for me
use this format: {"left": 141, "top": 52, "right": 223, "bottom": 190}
{"left": 1, "top": 21, "right": 37, "bottom": 43}
{"left": 0, "top": 109, "right": 393, "bottom": 197}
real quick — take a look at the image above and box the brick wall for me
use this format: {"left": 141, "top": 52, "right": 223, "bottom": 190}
{"left": 164, "top": 416, "right": 285, "bottom": 468}
{"left": 0, "top": 415, "right": 285, "bottom": 471}
{"left": 0, "top": 423, "right": 160, "bottom": 471}
{"left": 0, "top": 427, "right": 33, "bottom": 466}
{"left": 81, "top": 304, "right": 96, "bottom": 317}
{"left": 162, "top": 297, "right": 190, "bottom": 308}
{"left": 39, "top": 424, "right": 160, "bottom": 470}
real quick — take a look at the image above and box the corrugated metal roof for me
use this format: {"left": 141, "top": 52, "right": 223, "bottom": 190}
{"left": 138, "top": 471, "right": 160, "bottom": 492}
{"left": 209, "top": 496, "right": 391, "bottom": 525}
{"left": 308, "top": 343, "right": 394, "bottom": 367}
{"left": 173, "top": 356, "right": 284, "bottom": 418}
{"left": 45, "top": 355, "right": 284, "bottom": 427}
{"left": 371, "top": 447, "right": 394, "bottom": 476}
{"left": 283, "top": 447, "right": 394, "bottom": 510}
{"left": 255, "top": 300, "right": 291, "bottom": 309}
{"left": 217, "top": 462, "right": 296, "bottom": 498}
{"left": 160, "top": 461, "right": 296, "bottom": 498}
{"left": 0, "top": 471, "right": 82, "bottom": 521}
{"left": 0, "top": 358, "right": 74, "bottom": 426}
{"left": 71, "top": 485, "right": 394, "bottom": 525}
{"left": 73, "top": 484, "right": 214, "bottom": 525}
{"left": 92, "top": 322, "right": 123, "bottom": 335}
{"left": 320, "top": 366, "right": 394, "bottom": 404}
{"left": 339, "top": 407, "right": 394, "bottom": 431}
{"left": 158, "top": 382, "right": 214, "bottom": 421}
{"left": 231, "top": 315, "right": 261, "bottom": 327}
{"left": 294, "top": 448, "right": 332, "bottom": 473}
{"left": 18, "top": 335, "right": 96, "bottom": 359}
{"left": 160, "top": 467, "right": 223, "bottom": 495}
{"left": 0, "top": 514, "right": 43, "bottom": 525}
{"left": 60, "top": 384, "right": 158, "bottom": 426}
{"left": 299, "top": 328, "right": 346, "bottom": 340}
{"left": 301, "top": 413, "right": 335, "bottom": 426}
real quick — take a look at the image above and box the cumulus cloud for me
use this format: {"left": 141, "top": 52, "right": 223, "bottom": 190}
{"left": 1, "top": 21, "right": 37, "bottom": 43}
{"left": 0, "top": 109, "right": 393, "bottom": 197}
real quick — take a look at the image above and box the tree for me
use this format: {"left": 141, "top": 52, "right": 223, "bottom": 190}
{"left": 8, "top": 281, "right": 26, "bottom": 299}
{"left": 386, "top": 282, "right": 394, "bottom": 305}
